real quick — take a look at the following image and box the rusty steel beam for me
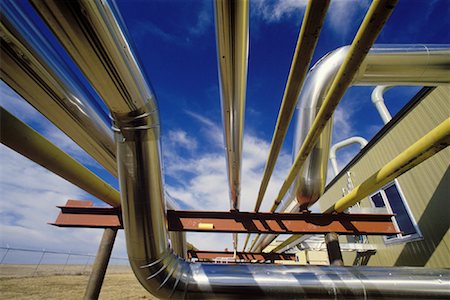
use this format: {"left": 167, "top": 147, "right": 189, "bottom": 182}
{"left": 51, "top": 202, "right": 398, "bottom": 235}
{"left": 167, "top": 210, "right": 398, "bottom": 235}
{"left": 187, "top": 250, "right": 295, "bottom": 262}
{"left": 51, "top": 200, "right": 122, "bottom": 229}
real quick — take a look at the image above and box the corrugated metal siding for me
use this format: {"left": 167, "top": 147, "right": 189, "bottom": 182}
{"left": 318, "top": 86, "right": 450, "bottom": 267}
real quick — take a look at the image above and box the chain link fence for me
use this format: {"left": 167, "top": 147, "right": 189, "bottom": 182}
{"left": 0, "top": 246, "right": 130, "bottom": 278}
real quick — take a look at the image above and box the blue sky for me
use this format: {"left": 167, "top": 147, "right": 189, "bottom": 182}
{"left": 1, "top": 0, "right": 449, "bottom": 257}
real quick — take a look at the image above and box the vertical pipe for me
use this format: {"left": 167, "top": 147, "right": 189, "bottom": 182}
{"left": 325, "top": 233, "right": 344, "bottom": 266}
{"left": 372, "top": 85, "right": 394, "bottom": 124}
{"left": 84, "top": 228, "right": 117, "bottom": 300}
{"left": 329, "top": 136, "right": 368, "bottom": 176}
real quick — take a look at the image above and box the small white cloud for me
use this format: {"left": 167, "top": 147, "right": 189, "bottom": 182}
{"left": 252, "top": 0, "right": 308, "bottom": 23}
{"left": 167, "top": 130, "right": 198, "bottom": 151}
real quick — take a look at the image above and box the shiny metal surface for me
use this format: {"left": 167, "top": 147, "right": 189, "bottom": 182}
{"left": 214, "top": 0, "right": 249, "bottom": 212}
{"left": 0, "top": 0, "right": 117, "bottom": 176}
{"left": 29, "top": 1, "right": 450, "bottom": 298}
{"left": 292, "top": 44, "right": 450, "bottom": 209}
{"left": 330, "top": 136, "right": 368, "bottom": 176}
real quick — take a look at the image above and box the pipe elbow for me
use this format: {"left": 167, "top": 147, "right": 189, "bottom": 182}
{"left": 129, "top": 250, "right": 191, "bottom": 299}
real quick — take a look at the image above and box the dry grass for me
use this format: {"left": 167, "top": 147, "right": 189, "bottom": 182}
{"left": 0, "top": 265, "right": 155, "bottom": 299}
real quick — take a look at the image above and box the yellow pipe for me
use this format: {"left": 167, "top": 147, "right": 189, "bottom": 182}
{"left": 271, "top": 234, "right": 302, "bottom": 253}
{"left": 0, "top": 107, "right": 121, "bottom": 207}
{"left": 327, "top": 117, "right": 450, "bottom": 213}
{"left": 272, "top": 0, "right": 398, "bottom": 210}
{"left": 254, "top": 0, "right": 330, "bottom": 213}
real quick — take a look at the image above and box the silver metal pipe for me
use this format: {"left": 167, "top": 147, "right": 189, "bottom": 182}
{"left": 329, "top": 136, "right": 368, "bottom": 176}
{"left": 30, "top": 1, "right": 450, "bottom": 298}
{"left": 371, "top": 85, "right": 394, "bottom": 124}
{"left": 0, "top": 0, "right": 117, "bottom": 177}
{"left": 292, "top": 44, "right": 450, "bottom": 209}
{"left": 214, "top": 0, "right": 249, "bottom": 252}
{"left": 214, "top": 0, "right": 249, "bottom": 212}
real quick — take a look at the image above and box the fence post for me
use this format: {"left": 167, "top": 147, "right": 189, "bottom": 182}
{"left": 84, "top": 228, "right": 118, "bottom": 300}
{"left": 33, "top": 249, "right": 46, "bottom": 276}
{"left": 62, "top": 251, "right": 71, "bottom": 273}
{"left": 0, "top": 246, "right": 10, "bottom": 265}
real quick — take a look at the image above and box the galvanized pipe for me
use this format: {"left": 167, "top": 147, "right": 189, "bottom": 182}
{"left": 30, "top": 0, "right": 450, "bottom": 298}
{"left": 0, "top": 107, "right": 121, "bottom": 207}
{"left": 330, "top": 136, "right": 368, "bottom": 176}
{"left": 0, "top": 0, "right": 117, "bottom": 177}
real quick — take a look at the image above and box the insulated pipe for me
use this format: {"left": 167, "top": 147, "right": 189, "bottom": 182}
{"left": 214, "top": 0, "right": 249, "bottom": 252}
{"left": 0, "top": 107, "right": 121, "bottom": 207}
{"left": 0, "top": 0, "right": 117, "bottom": 177}
{"left": 326, "top": 117, "right": 450, "bottom": 213}
{"left": 244, "top": 0, "right": 330, "bottom": 252}
{"left": 31, "top": 1, "right": 450, "bottom": 298}
{"left": 330, "top": 136, "right": 368, "bottom": 176}
{"left": 372, "top": 85, "right": 393, "bottom": 124}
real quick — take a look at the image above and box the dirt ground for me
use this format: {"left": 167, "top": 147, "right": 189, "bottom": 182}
{"left": 0, "top": 265, "right": 155, "bottom": 299}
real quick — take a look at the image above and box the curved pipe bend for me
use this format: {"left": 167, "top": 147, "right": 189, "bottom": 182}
{"left": 371, "top": 85, "right": 393, "bottom": 124}
{"left": 329, "top": 136, "right": 368, "bottom": 176}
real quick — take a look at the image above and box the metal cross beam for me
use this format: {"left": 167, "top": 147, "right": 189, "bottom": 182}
{"left": 51, "top": 201, "right": 398, "bottom": 235}
{"left": 167, "top": 210, "right": 399, "bottom": 235}
{"left": 51, "top": 200, "right": 122, "bottom": 228}
{"left": 187, "top": 250, "right": 296, "bottom": 262}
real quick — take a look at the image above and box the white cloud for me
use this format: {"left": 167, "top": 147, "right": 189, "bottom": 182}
{"left": 167, "top": 130, "right": 198, "bottom": 151}
{"left": 252, "top": 0, "right": 308, "bottom": 22}
{"left": 332, "top": 105, "right": 353, "bottom": 142}
{"left": 252, "top": 0, "right": 371, "bottom": 38}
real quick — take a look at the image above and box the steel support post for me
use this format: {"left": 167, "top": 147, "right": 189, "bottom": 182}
{"left": 325, "top": 232, "right": 344, "bottom": 266}
{"left": 84, "top": 228, "right": 118, "bottom": 300}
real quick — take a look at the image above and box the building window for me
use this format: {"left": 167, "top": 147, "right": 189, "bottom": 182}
{"left": 369, "top": 180, "right": 422, "bottom": 244}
